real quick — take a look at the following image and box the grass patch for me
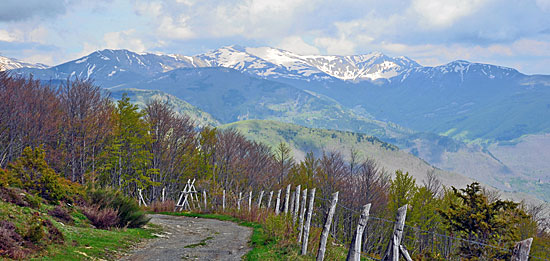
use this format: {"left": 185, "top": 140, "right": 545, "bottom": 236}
{"left": 0, "top": 195, "right": 160, "bottom": 260}
{"left": 37, "top": 222, "right": 161, "bottom": 260}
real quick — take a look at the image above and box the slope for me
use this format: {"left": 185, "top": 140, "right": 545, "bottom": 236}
{"left": 114, "top": 67, "right": 410, "bottom": 139}
{"left": 109, "top": 88, "right": 220, "bottom": 127}
{"left": 221, "top": 119, "right": 474, "bottom": 189}
{"left": 220, "top": 119, "right": 545, "bottom": 204}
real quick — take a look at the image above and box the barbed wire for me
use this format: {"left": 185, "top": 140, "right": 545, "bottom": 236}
{"left": 313, "top": 194, "right": 549, "bottom": 260}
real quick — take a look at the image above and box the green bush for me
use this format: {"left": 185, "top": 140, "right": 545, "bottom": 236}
{"left": 24, "top": 193, "right": 42, "bottom": 209}
{"left": 86, "top": 188, "right": 150, "bottom": 228}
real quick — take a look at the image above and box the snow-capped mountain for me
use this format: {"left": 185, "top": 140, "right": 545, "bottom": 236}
{"left": 12, "top": 46, "right": 525, "bottom": 86}
{"left": 13, "top": 49, "right": 195, "bottom": 87}
{"left": 396, "top": 60, "right": 521, "bottom": 83}
{"left": 0, "top": 55, "right": 48, "bottom": 71}
{"left": 196, "top": 45, "right": 421, "bottom": 81}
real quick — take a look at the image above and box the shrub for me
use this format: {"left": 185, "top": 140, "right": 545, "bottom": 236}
{"left": 0, "top": 220, "right": 26, "bottom": 259}
{"left": 7, "top": 146, "right": 68, "bottom": 203}
{"left": 24, "top": 214, "right": 45, "bottom": 244}
{"left": 42, "top": 219, "right": 64, "bottom": 244}
{"left": 0, "top": 168, "right": 20, "bottom": 188}
{"left": 48, "top": 206, "right": 73, "bottom": 224}
{"left": 24, "top": 193, "right": 42, "bottom": 209}
{"left": 80, "top": 205, "right": 119, "bottom": 229}
{"left": 148, "top": 200, "right": 175, "bottom": 213}
{"left": 0, "top": 187, "right": 29, "bottom": 207}
{"left": 86, "top": 188, "right": 150, "bottom": 228}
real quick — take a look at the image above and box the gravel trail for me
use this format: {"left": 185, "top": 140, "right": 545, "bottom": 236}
{"left": 121, "top": 214, "right": 253, "bottom": 261}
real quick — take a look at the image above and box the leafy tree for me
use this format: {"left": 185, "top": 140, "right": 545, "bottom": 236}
{"left": 274, "top": 142, "right": 294, "bottom": 184}
{"left": 439, "top": 182, "right": 530, "bottom": 259}
{"left": 99, "top": 94, "right": 158, "bottom": 195}
{"left": 388, "top": 170, "right": 417, "bottom": 214}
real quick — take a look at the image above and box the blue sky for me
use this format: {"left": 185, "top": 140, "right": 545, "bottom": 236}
{"left": 1, "top": 0, "right": 549, "bottom": 74}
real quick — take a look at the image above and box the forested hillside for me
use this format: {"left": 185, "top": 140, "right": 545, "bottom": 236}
{"left": 1, "top": 72, "right": 550, "bottom": 259}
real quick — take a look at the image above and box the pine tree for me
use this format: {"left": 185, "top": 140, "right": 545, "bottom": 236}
{"left": 439, "top": 182, "right": 530, "bottom": 259}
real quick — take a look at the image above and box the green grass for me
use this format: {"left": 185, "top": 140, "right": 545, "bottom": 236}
{"left": 37, "top": 222, "right": 160, "bottom": 260}
{"left": 0, "top": 195, "right": 160, "bottom": 260}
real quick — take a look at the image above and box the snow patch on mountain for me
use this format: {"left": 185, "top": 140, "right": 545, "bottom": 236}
{"left": 0, "top": 56, "right": 49, "bottom": 71}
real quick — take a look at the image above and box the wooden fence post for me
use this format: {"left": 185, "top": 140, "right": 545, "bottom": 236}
{"left": 512, "top": 238, "right": 533, "bottom": 261}
{"left": 298, "top": 188, "right": 308, "bottom": 243}
{"left": 316, "top": 191, "right": 339, "bottom": 261}
{"left": 382, "top": 205, "right": 408, "bottom": 261}
{"left": 257, "top": 190, "right": 264, "bottom": 209}
{"left": 284, "top": 184, "right": 291, "bottom": 214}
{"left": 237, "top": 192, "right": 242, "bottom": 211}
{"left": 275, "top": 189, "right": 282, "bottom": 215}
{"left": 222, "top": 190, "right": 226, "bottom": 211}
{"left": 248, "top": 191, "right": 252, "bottom": 212}
{"left": 346, "top": 203, "right": 371, "bottom": 261}
{"left": 203, "top": 190, "right": 207, "bottom": 209}
{"left": 301, "top": 188, "right": 316, "bottom": 255}
{"left": 267, "top": 191, "right": 274, "bottom": 209}
{"left": 293, "top": 185, "right": 301, "bottom": 223}
{"left": 290, "top": 189, "right": 296, "bottom": 217}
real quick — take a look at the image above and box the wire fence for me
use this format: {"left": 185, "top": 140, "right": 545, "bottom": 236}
{"left": 313, "top": 195, "right": 549, "bottom": 261}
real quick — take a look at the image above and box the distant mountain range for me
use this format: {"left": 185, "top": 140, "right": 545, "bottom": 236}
{"left": 0, "top": 55, "right": 48, "bottom": 71}
{"left": 7, "top": 46, "right": 550, "bottom": 201}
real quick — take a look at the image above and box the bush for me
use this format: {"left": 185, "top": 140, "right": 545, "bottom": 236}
{"left": 0, "top": 187, "right": 29, "bottom": 207}
{"left": 42, "top": 218, "right": 64, "bottom": 244}
{"left": 148, "top": 200, "right": 175, "bottom": 213}
{"left": 0, "top": 168, "right": 20, "bottom": 188}
{"left": 24, "top": 214, "right": 45, "bottom": 244}
{"left": 86, "top": 188, "right": 150, "bottom": 228}
{"left": 24, "top": 193, "right": 42, "bottom": 209}
{"left": 48, "top": 206, "right": 73, "bottom": 224}
{"left": 0, "top": 220, "right": 26, "bottom": 259}
{"left": 7, "top": 146, "right": 69, "bottom": 203}
{"left": 80, "top": 205, "right": 119, "bottom": 229}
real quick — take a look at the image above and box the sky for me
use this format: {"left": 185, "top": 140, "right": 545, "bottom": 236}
{"left": 1, "top": 0, "right": 550, "bottom": 74}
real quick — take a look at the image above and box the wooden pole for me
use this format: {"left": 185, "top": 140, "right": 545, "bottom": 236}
{"left": 399, "top": 245, "right": 413, "bottom": 261}
{"left": 298, "top": 188, "right": 307, "bottom": 243}
{"left": 382, "top": 205, "right": 408, "bottom": 261}
{"left": 290, "top": 189, "right": 296, "bottom": 217}
{"left": 238, "top": 192, "right": 242, "bottom": 211}
{"left": 284, "top": 184, "right": 291, "bottom": 214}
{"left": 248, "top": 191, "right": 252, "bottom": 213}
{"left": 275, "top": 189, "right": 282, "bottom": 215}
{"left": 512, "top": 238, "right": 533, "bottom": 261}
{"left": 316, "top": 191, "right": 339, "bottom": 261}
{"left": 257, "top": 190, "right": 264, "bottom": 209}
{"left": 162, "top": 187, "right": 165, "bottom": 202}
{"left": 203, "top": 190, "right": 207, "bottom": 209}
{"left": 301, "top": 188, "right": 316, "bottom": 255}
{"left": 293, "top": 185, "right": 301, "bottom": 223}
{"left": 222, "top": 190, "right": 226, "bottom": 211}
{"left": 346, "top": 203, "right": 371, "bottom": 261}
{"left": 267, "top": 191, "right": 273, "bottom": 209}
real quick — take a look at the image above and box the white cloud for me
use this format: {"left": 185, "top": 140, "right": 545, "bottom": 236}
{"left": 158, "top": 16, "right": 194, "bottom": 39}
{"left": 411, "top": 0, "right": 489, "bottom": 28}
{"left": 536, "top": 0, "right": 550, "bottom": 12}
{"left": 276, "top": 36, "right": 320, "bottom": 55}
{"left": 314, "top": 36, "right": 356, "bottom": 55}
{"left": 0, "top": 29, "right": 16, "bottom": 42}
{"left": 103, "top": 29, "right": 146, "bottom": 52}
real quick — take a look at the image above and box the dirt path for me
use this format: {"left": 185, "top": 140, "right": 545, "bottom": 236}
{"left": 121, "top": 214, "right": 253, "bottom": 261}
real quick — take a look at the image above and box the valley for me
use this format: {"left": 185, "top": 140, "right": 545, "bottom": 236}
{"left": 3, "top": 46, "right": 550, "bottom": 202}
